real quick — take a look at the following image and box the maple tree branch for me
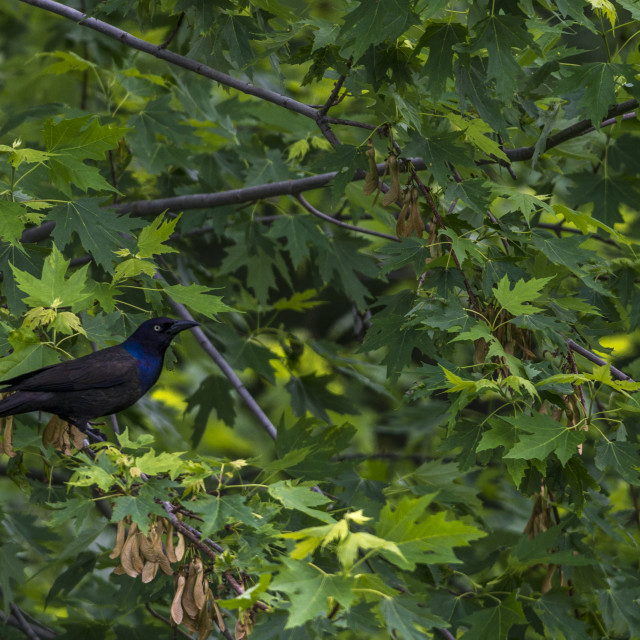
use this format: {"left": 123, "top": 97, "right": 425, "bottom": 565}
{"left": 566, "top": 339, "right": 634, "bottom": 382}
{"left": 162, "top": 287, "right": 278, "bottom": 441}
{"left": 506, "top": 99, "right": 638, "bottom": 162}
{"left": 117, "top": 158, "right": 429, "bottom": 217}
{"left": 296, "top": 194, "right": 399, "bottom": 242}
{"left": 18, "top": 0, "right": 318, "bottom": 122}
{"left": 160, "top": 501, "right": 270, "bottom": 612}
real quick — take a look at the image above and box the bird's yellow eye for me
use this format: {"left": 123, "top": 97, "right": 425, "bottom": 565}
{"left": 153, "top": 324, "right": 162, "bottom": 332}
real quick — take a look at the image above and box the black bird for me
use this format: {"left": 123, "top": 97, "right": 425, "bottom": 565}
{"left": 0, "top": 317, "right": 198, "bottom": 441}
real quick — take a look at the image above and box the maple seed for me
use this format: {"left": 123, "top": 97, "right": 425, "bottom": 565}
{"left": 395, "top": 190, "right": 410, "bottom": 237}
{"left": 182, "top": 560, "right": 200, "bottom": 618}
{"left": 363, "top": 145, "right": 379, "bottom": 195}
{"left": 109, "top": 519, "right": 126, "bottom": 560}
{"left": 382, "top": 153, "right": 401, "bottom": 206}
{"left": 171, "top": 574, "right": 186, "bottom": 624}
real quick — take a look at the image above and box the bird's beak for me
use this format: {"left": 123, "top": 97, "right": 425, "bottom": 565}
{"left": 169, "top": 320, "right": 200, "bottom": 335}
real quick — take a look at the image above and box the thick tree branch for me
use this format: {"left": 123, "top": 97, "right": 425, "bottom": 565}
{"left": 116, "top": 158, "right": 428, "bottom": 217}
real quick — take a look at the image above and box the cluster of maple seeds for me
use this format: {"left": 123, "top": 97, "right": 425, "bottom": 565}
{"left": 363, "top": 147, "right": 426, "bottom": 239}
{"left": 110, "top": 516, "right": 217, "bottom": 639}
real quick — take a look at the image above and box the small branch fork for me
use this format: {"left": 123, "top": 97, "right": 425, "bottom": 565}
{"left": 0, "top": 587, "right": 56, "bottom": 639}
{"left": 17, "top": 0, "right": 342, "bottom": 148}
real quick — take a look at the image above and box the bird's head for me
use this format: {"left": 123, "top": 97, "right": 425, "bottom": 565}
{"left": 124, "top": 317, "right": 199, "bottom": 353}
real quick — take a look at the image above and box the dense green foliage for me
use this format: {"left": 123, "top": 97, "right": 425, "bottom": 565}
{"left": 1, "top": 0, "right": 640, "bottom": 638}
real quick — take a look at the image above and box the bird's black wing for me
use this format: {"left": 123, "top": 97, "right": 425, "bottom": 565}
{"left": 0, "top": 346, "right": 136, "bottom": 392}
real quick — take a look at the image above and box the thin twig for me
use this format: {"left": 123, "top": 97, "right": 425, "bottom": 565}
{"left": 567, "top": 339, "right": 634, "bottom": 382}
{"left": 145, "top": 603, "right": 193, "bottom": 639}
{"left": 410, "top": 169, "right": 481, "bottom": 313}
{"left": 437, "top": 628, "right": 456, "bottom": 640}
{"left": 319, "top": 75, "right": 347, "bottom": 116}
{"left": 158, "top": 11, "right": 184, "bottom": 49}
{"left": 297, "top": 194, "right": 399, "bottom": 242}
{"left": 537, "top": 222, "right": 618, "bottom": 247}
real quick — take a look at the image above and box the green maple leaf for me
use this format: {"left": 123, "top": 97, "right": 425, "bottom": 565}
{"left": 536, "top": 594, "right": 593, "bottom": 640}
{"left": 191, "top": 494, "right": 262, "bottom": 538}
{"left": 339, "top": 0, "right": 419, "bottom": 62}
{"left": 557, "top": 62, "right": 619, "bottom": 125}
{"left": 379, "top": 596, "right": 449, "bottom": 640}
{"left": 267, "top": 215, "right": 330, "bottom": 268}
{"left": 185, "top": 374, "right": 235, "bottom": 447}
{"left": 134, "top": 449, "right": 186, "bottom": 478}
{"left": 493, "top": 274, "right": 552, "bottom": 316}
{"left": 136, "top": 213, "right": 181, "bottom": 259}
{"left": 43, "top": 116, "right": 126, "bottom": 194}
{"left": 268, "top": 480, "right": 334, "bottom": 524}
{"left": 110, "top": 495, "right": 165, "bottom": 535}
{"left": 469, "top": 15, "right": 533, "bottom": 100}
{"left": 446, "top": 114, "right": 509, "bottom": 161}
{"left": 0, "top": 201, "right": 28, "bottom": 252}
{"left": 595, "top": 428, "right": 640, "bottom": 485}
{"left": 270, "top": 557, "right": 356, "bottom": 628}
{"left": 318, "top": 235, "right": 377, "bottom": 310}
{"left": 503, "top": 413, "right": 585, "bottom": 465}
{"left": 11, "top": 244, "right": 92, "bottom": 310}
{"left": 404, "top": 130, "right": 471, "bottom": 186}
{"left": 49, "top": 199, "right": 141, "bottom": 272}
{"left": 569, "top": 172, "right": 638, "bottom": 226}
{"left": 476, "top": 417, "right": 519, "bottom": 454}
{"left": 376, "top": 494, "right": 485, "bottom": 569}
{"left": 160, "top": 283, "right": 232, "bottom": 319}
{"left": 460, "top": 595, "right": 525, "bottom": 640}
{"left": 418, "top": 22, "right": 465, "bottom": 102}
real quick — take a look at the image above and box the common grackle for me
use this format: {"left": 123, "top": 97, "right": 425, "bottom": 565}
{"left": 0, "top": 317, "right": 198, "bottom": 441}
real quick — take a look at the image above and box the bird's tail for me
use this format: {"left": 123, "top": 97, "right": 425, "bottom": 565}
{"left": 0, "top": 392, "right": 31, "bottom": 418}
